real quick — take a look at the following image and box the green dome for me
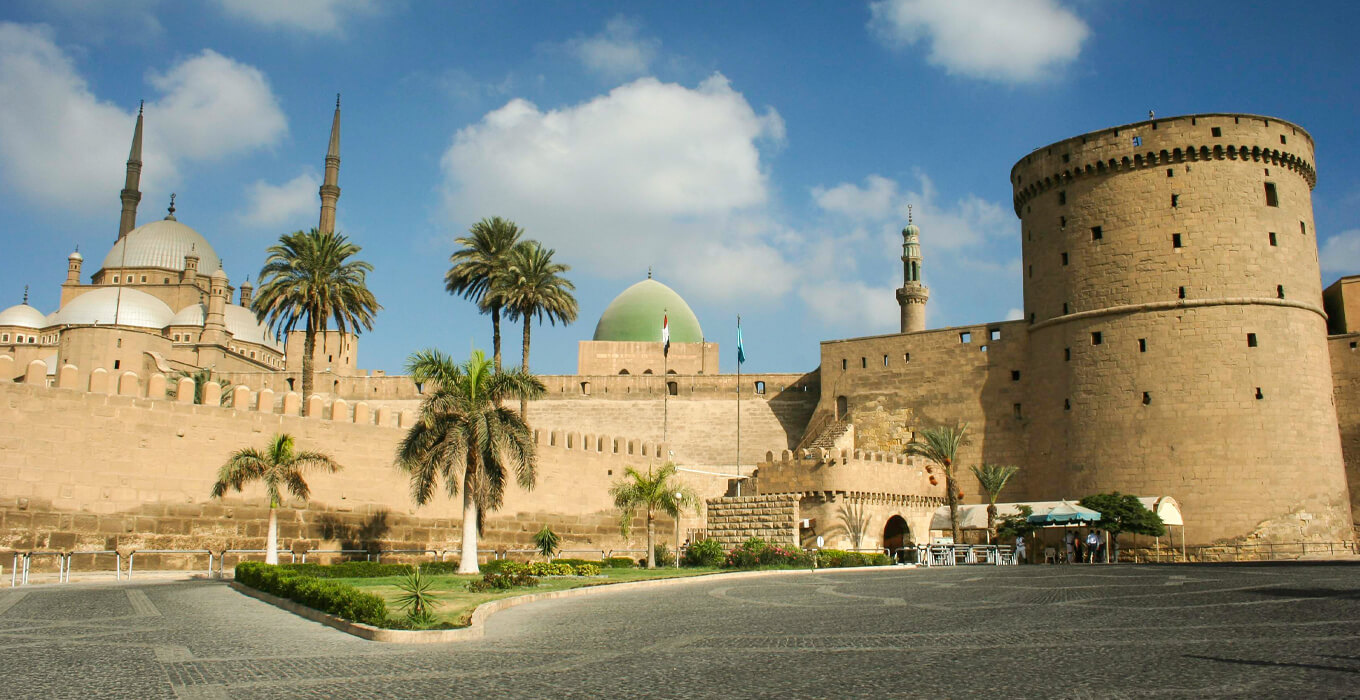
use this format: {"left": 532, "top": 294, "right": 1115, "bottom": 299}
{"left": 593, "top": 279, "right": 704, "bottom": 343}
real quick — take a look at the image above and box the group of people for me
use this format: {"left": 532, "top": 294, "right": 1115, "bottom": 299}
{"left": 1063, "top": 529, "right": 1108, "bottom": 563}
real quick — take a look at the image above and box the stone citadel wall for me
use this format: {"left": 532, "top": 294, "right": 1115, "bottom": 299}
{"left": 1013, "top": 113, "right": 1352, "bottom": 544}
{"left": 0, "top": 363, "right": 732, "bottom": 563}
{"left": 1330, "top": 334, "right": 1360, "bottom": 527}
{"left": 808, "top": 320, "right": 1032, "bottom": 504}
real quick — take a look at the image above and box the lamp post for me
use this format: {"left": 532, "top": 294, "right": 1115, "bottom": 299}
{"left": 674, "top": 491, "right": 683, "bottom": 567}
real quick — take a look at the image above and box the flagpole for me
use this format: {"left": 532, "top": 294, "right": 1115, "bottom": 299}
{"left": 736, "top": 314, "right": 741, "bottom": 497}
{"left": 662, "top": 309, "right": 668, "bottom": 445}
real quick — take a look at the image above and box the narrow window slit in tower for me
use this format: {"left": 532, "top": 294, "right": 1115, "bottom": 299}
{"left": 1064, "top": 399, "right": 1071, "bottom": 411}
{"left": 1064, "top": 348, "right": 1071, "bottom": 361}
{"left": 1091, "top": 331, "right": 1103, "bottom": 345}
{"left": 1255, "top": 387, "right": 1264, "bottom": 400}
{"left": 1265, "top": 182, "right": 1279, "bottom": 207}
{"left": 904, "top": 353, "right": 911, "bottom": 362}
{"left": 1011, "top": 370, "right": 1021, "bottom": 381}
{"left": 1091, "top": 226, "right": 1102, "bottom": 241}
{"left": 1166, "top": 168, "right": 1174, "bottom": 178}
{"left": 1301, "top": 221, "right": 1307, "bottom": 235}
{"left": 1269, "top": 232, "right": 1277, "bottom": 246}
{"left": 1061, "top": 215, "right": 1067, "bottom": 228}
{"left": 1171, "top": 194, "right": 1179, "bottom": 208}
{"left": 1058, "top": 191, "right": 1066, "bottom": 205}
{"left": 1277, "top": 285, "right": 1285, "bottom": 299}
{"left": 1178, "top": 287, "right": 1186, "bottom": 299}
{"left": 1028, "top": 264, "right": 1033, "bottom": 278}
{"left": 1280, "top": 135, "right": 1287, "bottom": 144}
{"left": 860, "top": 357, "right": 867, "bottom": 369}
{"left": 1062, "top": 302, "right": 1070, "bottom": 314}
{"left": 1013, "top": 403, "right": 1022, "bottom": 419}
{"left": 883, "top": 355, "right": 889, "bottom": 367}
{"left": 1211, "top": 126, "right": 1222, "bottom": 137}
{"left": 1029, "top": 313, "right": 1035, "bottom": 325}
{"left": 841, "top": 359, "right": 847, "bottom": 370}
{"left": 1061, "top": 252, "right": 1069, "bottom": 266}
{"left": 1138, "top": 338, "right": 1147, "bottom": 353}
{"left": 1173, "top": 233, "right": 1183, "bottom": 248}
{"left": 1142, "top": 392, "right": 1151, "bottom": 406}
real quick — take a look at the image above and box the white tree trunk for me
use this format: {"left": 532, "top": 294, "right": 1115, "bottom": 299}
{"left": 458, "top": 490, "right": 480, "bottom": 574}
{"left": 266, "top": 506, "right": 279, "bottom": 565}
{"left": 646, "top": 512, "right": 656, "bottom": 569}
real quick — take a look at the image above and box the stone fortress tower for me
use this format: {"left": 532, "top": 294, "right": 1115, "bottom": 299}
{"left": 1011, "top": 113, "right": 1353, "bottom": 541}
{"left": 895, "top": 206, "right": 929, "bottom": 333}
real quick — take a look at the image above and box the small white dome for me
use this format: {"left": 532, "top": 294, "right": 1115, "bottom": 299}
{"left": 225, "top": 305, "right": 282, "bottom": 351}
{"left": 50, "top": 287, "right": 174, "bottom": 330}
{"left": 68, "top": 250, "right": 83, "bottom": 261}
{"left": 168, "top": 303, "right": 205, "bottom": 326}
{"left": 0, "top": 303, "right": 48, "bottom": 329}
{"left": 101, "top": 219, "right": 221, "bottom": 272}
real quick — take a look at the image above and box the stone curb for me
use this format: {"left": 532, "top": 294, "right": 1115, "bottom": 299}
{"left": 228, "top": 565, "right": 914, "bottom": 644}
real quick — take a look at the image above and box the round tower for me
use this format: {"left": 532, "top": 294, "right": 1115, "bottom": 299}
{"left": 1011, "top": 113, "right": 1351, "bottom": 544}
{"left": 895, "top": 206, "right": 929, "bottom": 333}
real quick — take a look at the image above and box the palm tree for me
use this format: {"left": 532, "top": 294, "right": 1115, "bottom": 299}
{"left": 905, "top": 423, "right": 969, "bottom": 545}
{"left": 836, "top": 502, "right": 871, "bottom": 549}
{"left": 502, "top": 241, "right": 578, "bottom": 417}
{"left": 445, "top": 217, "right": 524, "bottom": 371}
{"left": 970, "top": 463, "right": 1020, "bottom": 543}
{"left": 609, "top": 462, "right": 698, "bottom": 569}
{"left": 396, "top": 348, "right": 545, "bottom": 574}
{"left": 253, "top": 228, "right": 380, "bottom": 411}
{"left": 210, "top": 433, "right": 342, "bottom": 565}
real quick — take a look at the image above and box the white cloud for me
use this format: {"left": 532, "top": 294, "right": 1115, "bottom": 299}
{"left": 1321, "top": 230, "right": 1360, "bottom": 275}
{"left": 568, "top": 16, "right": 660, "bottom": 80}
{"left": 241, "top": 170, "right": 320, "bottom": 228}
{"left": 1005, "top": 308, "right": 1024, "bottom": 321}
{"left": 147, "top": 50, "right": 287, "bottom": 160}
{"left": 813, "top": 172, "right": 1013, "bottom": 251}
{"left": 41, "top": 0, "right": 164, "bottom": 43}
{"left": 213, "top": 0, "right": 379, "bottom": 36}
{"left": 440, "top": 74, "right": 791, "bottom": 301}
{"left": 868, "top": 0, "right": 1090, "bottom": 83}
{"left": 0, "top": 23, "right": 287, "bottom": 214}
{"left": 798, "top": 279, "right": 901, "bottom": 333}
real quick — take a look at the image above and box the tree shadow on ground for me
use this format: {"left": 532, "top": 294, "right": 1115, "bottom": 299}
{"left": 1184, "top": 655, "right": 1359, "bottom": 674}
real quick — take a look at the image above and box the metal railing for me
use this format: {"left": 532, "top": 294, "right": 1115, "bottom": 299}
{"left": 1128, "top": 540, "right": 1356, "bottom": 563}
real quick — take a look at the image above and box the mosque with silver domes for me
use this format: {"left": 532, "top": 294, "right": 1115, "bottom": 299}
{"left": 0, "top": 101, "right": 358, "bottom": 390}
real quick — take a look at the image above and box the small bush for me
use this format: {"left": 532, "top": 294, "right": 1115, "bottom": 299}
{"left": 603, "top": 557, "right": 635, "bottom": 569}
{"left": 653, "top": 544, "right": 675, "bottom": 567}
{"left": 552, "top": 558, "right": 603, "bottom": 569}
{"left": 725, "top": 537, "right": 813, "bottom": 569}
{"left": 816, "top": 550, "right": 889, "bottom": 568}
{"left": 235, "top": 562, "right": 388, "bottom": 626}
{"left": 575, "top": 563, "right": 601, "bottom": 576}
{"left": 417, "top": 560, "right": 462, "bottom": 575}
{"left": 466, "top": 571, "right": 539, "bottom": 593}
{"left": 683, "top": 538, "right": 725, "bottom": 567}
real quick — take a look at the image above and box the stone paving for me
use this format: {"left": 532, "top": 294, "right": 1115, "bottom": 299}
{"left": 0, "top": 563, "right": 1358, "bottom": 698}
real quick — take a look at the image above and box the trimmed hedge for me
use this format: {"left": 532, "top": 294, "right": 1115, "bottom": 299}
{"left": 603, "top": 557, "right": 635, "bottom": 569}
{"left": 817, "top": 549, "right": 892, "bottom": 568}
{"left": 236, "top": 562, "right": 388, "bottom": 626}
{"left": 279, "top": 561, "right": 414, "bottom": 579}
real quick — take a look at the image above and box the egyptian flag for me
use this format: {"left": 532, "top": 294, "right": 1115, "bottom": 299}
{"left": 662, "top": 313, "right": 670, "bottom": 356}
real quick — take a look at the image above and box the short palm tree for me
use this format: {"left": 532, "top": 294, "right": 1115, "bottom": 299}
{"left": 836, "top": 502, "right": 871, "bottom": 549}
{"left": 905, "top": 423, "right": 969, "bottom": 545}
{"left": 396, "top": 348, "right": 545, "bottom": 574}
{"left": 445, "top": 217, "right": 524, "bottom": 371}
{"left": 970, "top": 463, "right": 1020, "bottom": 543}
{"left": 609, "top": 462, "right": 698, "bottom": 569}
{"left": 253, "top": 228, "right": 380, "bottom": 411}
{"left": 210, "top": 433, "right": 342, "bottom": 565}
{"left": 502, "top": 241, "right": 578, "bottom": 417}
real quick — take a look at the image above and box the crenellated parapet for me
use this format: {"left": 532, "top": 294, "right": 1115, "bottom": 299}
{"left": 754, "top": 447, "right": 945, "bottom": 508}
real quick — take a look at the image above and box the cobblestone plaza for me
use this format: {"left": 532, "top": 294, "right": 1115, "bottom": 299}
{"left": 1, "top": 564, "right": 1358, "bottom": 698}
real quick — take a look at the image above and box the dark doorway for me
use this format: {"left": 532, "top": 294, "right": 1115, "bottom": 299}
{"left": 835, "top": 395, "right": 848, "bottom": 420}
{"left": 883, "top": 515, "right": 910, "bottom": 555}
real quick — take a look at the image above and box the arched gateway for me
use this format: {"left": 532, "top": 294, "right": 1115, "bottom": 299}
{"left": 882, "top": 515, "right": 911, "bottom": 554}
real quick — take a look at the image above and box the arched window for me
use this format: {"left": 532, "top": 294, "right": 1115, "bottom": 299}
{"left": 835, "top": 395, "right": 848, "bottom": 420}
{"left": 619, "top": 369, "right": 630, "bottom": 375}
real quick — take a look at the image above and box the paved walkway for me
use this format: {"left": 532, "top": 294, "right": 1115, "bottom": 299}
{"left": 1, "top": 563, "right": 1358, "bottom": 698}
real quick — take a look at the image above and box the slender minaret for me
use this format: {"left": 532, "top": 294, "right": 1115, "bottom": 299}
{"left": 117, "top": 101, "right": 145, "bottom": 241}
{"left": 895, "top": 205, "right": 929, "bottom": 333}
{"left": 318, "top": 94, "right": 341, "bottom": 234}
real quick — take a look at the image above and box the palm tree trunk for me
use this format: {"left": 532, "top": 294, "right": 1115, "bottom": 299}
{"left": 986, "top": 503, "right": 997, "bottom": 544}
{"left": 458, "top": 488, "right": 480, "bottom": 574}
{"left": 301, "top": 318, "right": 316, "bottom": 414}
{"left": 646, "top": 510, "right": 656, "bottom": 569}
{"left": 946, "top": 470, "right": 961, "bottom": 545}
{"left": 266, "top": 506, "right": 279, "bottom": 565}
{"left": 491, "top": 305, "right": 502, "bottom": 371}
{"left": 519, "top": 319, "right": 531, "bottom": 418}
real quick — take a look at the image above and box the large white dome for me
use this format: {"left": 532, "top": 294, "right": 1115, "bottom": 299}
{"left": 50, "top": 287, "right": 174, "bottom": 330}
{"left": 101, "top": 218, "right": 222, "bottom": 273}
{"left": 0, "top": 303, "right": 48, "bottom": 329}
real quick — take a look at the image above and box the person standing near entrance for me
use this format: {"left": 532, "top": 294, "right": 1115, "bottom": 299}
{"left": 1064, "top": 530, "right": 1076, "bottom": 564}
{"left": 1086, "top": 530, "right": 1101, "bottom": 563}
{"left": 1015, "top": 534, "right": 1027, "bottom": 564}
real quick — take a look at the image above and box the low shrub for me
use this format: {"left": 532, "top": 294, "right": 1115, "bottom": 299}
{"left": 725, "top": 537, "right": 814, "bottom": 569}
{"left": 816, "top": 550, "right": 892, "bottom": 568}
{"left": 417, "top": 560, "right": 462, "bottom": 575}
{"left": 552, "top": 558, "right": 603, "bottom": 569}
{"left": 235, "top": 562, "right": 388, "bottom": 626}
{"left": 488, "top": 561, "right": 596, "bottom": 577}
{"left": 466, "top": 571, "right": 539, "bottom": 592}
{"left": 602, "top": 557, "right": 635, "bottom": 569}
{"left": 683, "top": 538, "right": 725, "bottom": 567}
{"left": 575, "top": 563, "right": 601, "bottom": 576}
{"left": 653, "top": 544, "right": 675, "bottom": 567}
{"left": 279, "top": 561, "right": 414, "bottom": 579}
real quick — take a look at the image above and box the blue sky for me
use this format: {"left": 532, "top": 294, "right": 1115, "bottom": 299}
{"left": 1, "top": 0, "right": 1358, "bottom": 375}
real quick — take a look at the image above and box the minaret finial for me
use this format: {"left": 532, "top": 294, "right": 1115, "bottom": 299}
{"left": 648, "top": 266, "right": 652, "bottom": 279}
{"left": 22, "top": 285, "right": 28, "bottom": 305}
{"left": 138, "top": 99, "right": 144, "bottom": 116}
{"left": 908, "top": 203, "right": 913, "bottom": 225}
{"left": 165, "top": 193, "right": 176, "bottom": 220}
{"left": 336, "top": 92, "right": 341, "bottom": 108}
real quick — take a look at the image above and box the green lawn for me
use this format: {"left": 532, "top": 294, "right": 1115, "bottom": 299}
{"left": 336, "top": 567, "right": 722, "bottom": 628}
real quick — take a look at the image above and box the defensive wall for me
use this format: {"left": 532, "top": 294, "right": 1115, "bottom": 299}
{"left": 1331, "top": 334, "right": 1360, "bottom": 526}
{"left": 752, "top": 447, "right": 945, "bottom": 551}
{"left": 1013, "top": 113, "right": 1352, "bottom": 544}
{"left": 0, "top": 359, "right": 735, "bottom": 564}
{"left": 808, "top": 320, "right": 1031, "bottom": 504}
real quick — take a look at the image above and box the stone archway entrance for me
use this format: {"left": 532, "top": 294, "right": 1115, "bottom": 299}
{"left": 883, "top": 515, "right": 910, "bottom": 556}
